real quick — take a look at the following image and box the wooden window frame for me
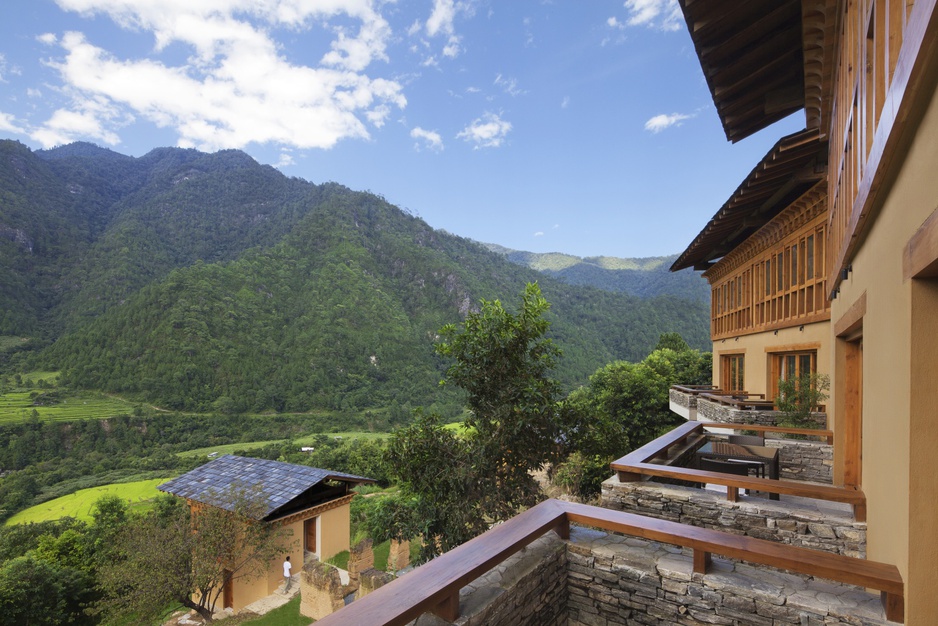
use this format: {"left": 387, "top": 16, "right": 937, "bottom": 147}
{"left": 720, "top": 353, "right": 746, "bottom": 393}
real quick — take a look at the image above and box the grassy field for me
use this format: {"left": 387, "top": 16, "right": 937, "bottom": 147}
{"left": 5, "top": 478, "right": 168, "bottom": 525}
{"left": 177, "top": 439, "right": 289, "bottom": 458}
{"left": 0, "top": 336, "right": 31, "bottom": 352}
{"left": 0, "top": 386, "right": 137, "bottom": 424}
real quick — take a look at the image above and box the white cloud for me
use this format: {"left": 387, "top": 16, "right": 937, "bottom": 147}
{"left": 442, "top": 35, "right": 462, "bottom": 58}
{"left": 494, "top": 74, "right": 524, "bottom": 97}
{"left": 38, "top": 33, "right": 58, "bottom": 45}
{"left": 33, "top": 1, "right": 406, "bottom": 150}
{"left": 560, "top": 96, "right": 570, "bottom": 109}
{"left": 457, "top": 112, "right": 511, "bottom": 149}
{"left": 275, "top": 150, "right": 294, "bottom": 167}
{"left": 31, "top": 106, "right": 121, "bottom": 147}
{"left": 534, "top": 231, "right": 544, "bottom": 237}
{"left": 607, "top": 16, "right": 624, "bottom": 29}
{"left": 419, "top": 0, "right": 470, "bottom": 60}
{"left": 410, "top": 126, "right": 444, "bottom": 151}
{"left": 623, "top": 0, "right": 683, "bottom": 32}
{"left": 426, "top": 0, "right": 457, "bottom": 36}
{"left": 0, "top": 111, "right": 25, "bottom": 134}
{"left": 644, "top": 112, "right": 693, "bottom": 133}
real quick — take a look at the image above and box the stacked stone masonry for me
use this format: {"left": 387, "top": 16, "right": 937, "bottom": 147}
{"left": 669, "top": 389, "right": 694, "bottom": 411}
{"left": 696, "top": 398, "right": 826, "bottom": 429}
{"left": 567, "top": 526, "right": 890, "bottom": 626}
{"left": 601, "top": 477, "right": 864, "bottom": 558}
{"left": 407, "top": 526, "right": 888, "bottom": 625}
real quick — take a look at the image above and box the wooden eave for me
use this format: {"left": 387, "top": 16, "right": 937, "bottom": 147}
{"left": 671, "top": 129, "right": 826, "bottom": 272}
{"left": 679, "top": 0, "right": 807, "bottom": 142}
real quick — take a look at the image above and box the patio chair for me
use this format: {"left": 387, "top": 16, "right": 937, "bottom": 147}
{"left": 728, "top": 434, "right": 765, "bottom": 446}
{"left": 699, "top": 457, "right": 761, "bottom": 494}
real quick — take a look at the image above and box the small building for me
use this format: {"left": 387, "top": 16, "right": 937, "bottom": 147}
{"left": 159, "top": 455, "right": 373, "bottom": 612}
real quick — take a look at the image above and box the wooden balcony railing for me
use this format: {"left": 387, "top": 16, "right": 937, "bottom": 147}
{"left": 610, "top": 422, "right": 860, "bottom": 517}
{"left": 313, "top": 498, "right": 903, "bottom": 625}
{"left": 697, "top": 391, "right": 776, "bottom": 411}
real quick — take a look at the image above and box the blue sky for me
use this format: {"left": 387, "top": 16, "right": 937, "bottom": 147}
{"left": 0, "top": 0, "right": 804, "bottom": 258}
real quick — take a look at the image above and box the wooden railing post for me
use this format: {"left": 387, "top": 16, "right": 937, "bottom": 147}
{"left": 553, "top": 516, "right": 570, "bottom": 540}
{"left": 693, "top": 549, "right": 712, "bottom": 574}
{"left": 882, "top": 591, "right": 904, "bottom": 623}
{"left": 431, "top": 590, "right": 459, "bottom": 621}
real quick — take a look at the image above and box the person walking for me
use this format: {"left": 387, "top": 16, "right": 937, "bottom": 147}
{"left": 282, "top": 555, "right": 293, "bottom": 593}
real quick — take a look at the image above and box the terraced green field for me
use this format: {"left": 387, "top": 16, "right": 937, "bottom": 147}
{"left": 0, "top": 389, "right": 137, "bottom": 424}
{"left": 5, "top": 478, "right": 169, "bottom": 525}
{"left": 178, "top": 430, "right": 396, "bottom": 458}
{"left": 0, "top": 336, "right": 30, "bottom": 351}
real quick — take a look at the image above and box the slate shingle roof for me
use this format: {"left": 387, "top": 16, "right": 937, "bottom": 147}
{"left": 158, "top": 455, "right": 373, "bottom": 519}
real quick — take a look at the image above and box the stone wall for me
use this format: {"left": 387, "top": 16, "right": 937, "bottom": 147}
{"left": 411, "top": 533, "right": 569, "bottom": 626}
{"left": 567, "top": 526, "right": 891, "bottom": 626}
{"left": 388, "top": 539, "right": 411, "bottom": 572}
{"left": 299, "top": 561, "right": 346, "bottom": 621}
{"left": 348, "top": 538, "right": 374, "bottom": 585}
{"left": 668, "top": 389, "right": 696, "bottom": 420}
{"left": 601, "top": 477, "right": 865, "bottom": 557}
{"left": 764, "top": 439, "right": 833, "bottom": 484}
{"left": 697, "top": 398, "right": 826, "bottom": 428}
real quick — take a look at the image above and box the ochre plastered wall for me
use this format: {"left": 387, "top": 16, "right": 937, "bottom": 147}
{"left": 829, "top": 56, "right": 938, "bottom": 626}
{"left": 223, "top": 502, "right": 352, "bottom": 612}
{"left": 318, "top": 504, "right": 351, "bottom": 563}
{"left": 711, "top": 320, "right": 830, "bottom": 401}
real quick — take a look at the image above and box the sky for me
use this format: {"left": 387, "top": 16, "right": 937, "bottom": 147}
{"left": 0, "top": 0, "right": 805, "bottom": 259}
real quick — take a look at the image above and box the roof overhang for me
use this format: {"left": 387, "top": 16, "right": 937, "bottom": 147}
{"left": 678, "top": 0, "right": 807, "bottom": 142}
{"left": 671, "top": 128, "right": 826, "bottom": 272}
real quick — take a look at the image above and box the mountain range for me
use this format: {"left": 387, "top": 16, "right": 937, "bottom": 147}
{"left": 0, "top": 140, "right": 709, "bottom": 414}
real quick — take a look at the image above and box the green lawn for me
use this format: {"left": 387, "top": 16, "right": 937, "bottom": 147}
{"left": 240, "top": 596, "right": 311, "bottom": 626}
{"left": 5, "top": 478, "right": 168, "bottom": 525}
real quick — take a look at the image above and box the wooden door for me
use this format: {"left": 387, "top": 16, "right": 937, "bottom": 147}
{"left": 222, "top": 570, "right": 233, "bottom": 609}
{"left": 844, "top": 338, "right": 863, "bottom": 487}
{"left": 305, "top": 517, "right": 317, "bottom": 554}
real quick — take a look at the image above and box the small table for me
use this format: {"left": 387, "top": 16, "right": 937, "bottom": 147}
{"left": 696, "top": 441, "right": 780, "bottom": 500}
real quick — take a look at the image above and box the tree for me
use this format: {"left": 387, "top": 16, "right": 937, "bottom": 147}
{"left": 559, "top": 345, "right": 711, "bottom": 497}
{"left": 0, "top": 556, "right": 71, "bottom": 626}
{"left": 98, "top": 488, "right": 292, "bottom": 623}
{"left": 387, "top": 283, "right": 564, "bottom": 557}
{"left": 776, "top": 372, "right": 830, "bottom": 428}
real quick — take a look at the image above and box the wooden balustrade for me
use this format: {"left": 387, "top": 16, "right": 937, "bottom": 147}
{"left": 610, "top": 422, "right": 861, "bottom": 518}
{"left": 312, "top": 498, "right": 903, "bottom": 625}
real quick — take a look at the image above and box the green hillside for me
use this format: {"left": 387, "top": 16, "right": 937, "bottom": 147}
{"left": 1, "top": 140, "right": 709, "bottom": 414}
{"left": 485, "top": 244, "right": 710, "bottom": 302}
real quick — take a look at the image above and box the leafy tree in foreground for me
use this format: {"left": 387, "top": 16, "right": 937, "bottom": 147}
{"left": 387, "top": 283, "right": 564, "bottom": 559}
{"left": 559, "top": 337, "right": 711, "bottom": 498}
{"left": 98, "top": 490, "right": 291, "bottom": 623}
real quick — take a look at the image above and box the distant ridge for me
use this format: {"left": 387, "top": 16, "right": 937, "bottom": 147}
{"left": 484, "top": 244, "right": 710, "bottom": 303}
{"left": 0, "top": 140, "right": 710, "bottom": 414}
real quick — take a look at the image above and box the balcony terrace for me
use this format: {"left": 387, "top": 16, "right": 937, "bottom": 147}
{"left": 310, "top": 417, "right": 899, "bottom": 625}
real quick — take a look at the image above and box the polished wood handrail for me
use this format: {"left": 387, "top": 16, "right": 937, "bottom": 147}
{"left": 610, "top": 422, "right": 863, "bottom": 519}
{"left": 313, "top": 498, "right": 903, "bottom": 625}
{"left": 699, "top": 421, "right": 833, "bottom": 444}
{"left": 671, "top": 384, "right": 722, "bottom": 395}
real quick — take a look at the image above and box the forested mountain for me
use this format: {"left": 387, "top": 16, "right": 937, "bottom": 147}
{"left": 485, "top": 245, "right": 710, "bottom": 303}
{"left": 0, "top": 140, "right": 709, "bottom": 413}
